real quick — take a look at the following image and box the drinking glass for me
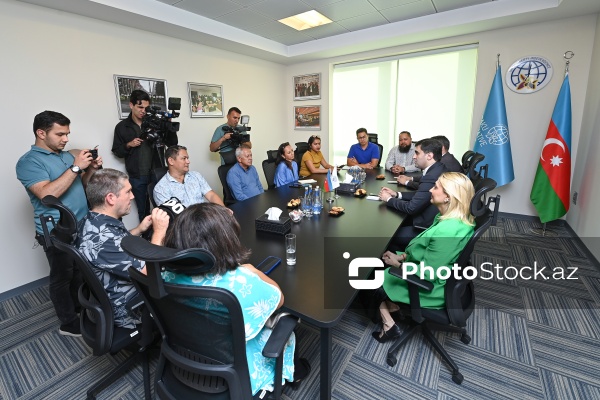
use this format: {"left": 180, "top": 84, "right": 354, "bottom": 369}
{"left": 285, "top": 234, "right": 296, "bottom": 265}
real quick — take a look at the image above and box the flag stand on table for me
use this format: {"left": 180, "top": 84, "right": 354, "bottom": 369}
{"left": 472, "top": 54, "right": 514, "bottom": 187}
{"left": 530, "top": 51, "right": 574, "bottom": 237}
{"left": 324, "top": 166, "right": 340, "bottom": 203}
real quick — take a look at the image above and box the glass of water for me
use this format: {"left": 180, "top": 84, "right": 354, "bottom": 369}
{"left": 285, "top": 234, "right": 296, "bottom": 265}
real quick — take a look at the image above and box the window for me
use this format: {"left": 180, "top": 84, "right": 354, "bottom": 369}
{"left": 332, "top": 45, "right": 478, "bottom": 165}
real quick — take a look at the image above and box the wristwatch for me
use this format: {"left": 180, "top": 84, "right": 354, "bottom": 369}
{"left": 69, "top": 165, "right": 82, "bottom": 174}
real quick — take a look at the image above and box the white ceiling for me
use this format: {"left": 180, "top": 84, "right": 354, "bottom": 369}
{"left": 15, "top": 0, "right": 600, "bottom": 64}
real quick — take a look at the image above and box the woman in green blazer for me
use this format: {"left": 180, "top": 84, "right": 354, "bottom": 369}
{"left": 373, "top": 172, "right": 475, "bottom": 343}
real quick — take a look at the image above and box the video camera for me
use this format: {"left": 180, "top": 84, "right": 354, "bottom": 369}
{"left": 140, "top": 97, "right": 181, "bottom": 144}
{"left": 221, "top": 115, "right": 251, "bottom": 148}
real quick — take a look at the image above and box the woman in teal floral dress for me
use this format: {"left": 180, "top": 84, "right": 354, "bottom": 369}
{"left": 163, "top": 203, "right": 307, "bottom": 395}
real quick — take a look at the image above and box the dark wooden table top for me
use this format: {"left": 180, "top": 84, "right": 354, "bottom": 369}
{"left": 229, "top": 168, "right": 408, "bottom": 327}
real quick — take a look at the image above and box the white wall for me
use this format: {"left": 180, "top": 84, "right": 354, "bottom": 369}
{"left": 285, "top": 15, "right": 597, "bottom": 219}
{"left": 567, "top": 15, "right": 600, "bottom": 258}
{"left": 2, "top": 0, "right": 287, "bottom": 294}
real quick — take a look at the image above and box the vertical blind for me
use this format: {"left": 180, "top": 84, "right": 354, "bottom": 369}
{"left": 332, "top": 45, "right": 478, "bottom": 165}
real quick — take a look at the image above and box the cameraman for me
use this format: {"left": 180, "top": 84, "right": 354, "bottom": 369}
{"left": 112, "top": 90, "right": 178, "bottom": 222}
{"left": 210, "top": 106, "right": 251, "bottom": 164}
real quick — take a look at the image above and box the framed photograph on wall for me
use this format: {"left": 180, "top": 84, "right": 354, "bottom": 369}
{"left": 188, "top": 82, "right": 224, "bottom": 118}
{"left": 293, "top": 73, "right": 321, "bottom": 100}
{"left": 113, "top": 74, "right": 168, "bottom": 119}
{"left": 294, "top": 105, "right": 321, "bottom": 130}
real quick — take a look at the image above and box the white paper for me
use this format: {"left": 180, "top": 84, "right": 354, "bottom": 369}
{"left": 387, "top": 180, "right": 398, "bottom": 184}
{"left": 366, "top": 195, "right": 381, "bottom": 201}
{"left": 266, "top": 207, "right": 283, "bottom": 220}
{"left": 298, "top": 179, "right": 317, "bottom": 184}
{"left": 343, "top": 174, "right": 354, "bottom": 184}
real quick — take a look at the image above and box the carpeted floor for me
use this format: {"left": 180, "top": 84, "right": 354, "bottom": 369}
{"left": 1, "top": 215, "right": 599, "bottom": 399}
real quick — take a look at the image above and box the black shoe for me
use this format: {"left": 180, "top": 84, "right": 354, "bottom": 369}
{"left": 289, "top": 358, "right": 311, "bottom": 388}
{"left": 371, "top": 323, "right": 400, "bottom": 343}
{"left": 59, "top": 319, "right": 81, "bottom": 337}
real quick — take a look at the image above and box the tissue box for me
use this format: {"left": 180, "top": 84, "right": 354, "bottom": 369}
{"left": 336, "top": 182, "right": 359, "bottom": 195}
{"left": 255, "top": 214, "right": 292, "bottom": 235}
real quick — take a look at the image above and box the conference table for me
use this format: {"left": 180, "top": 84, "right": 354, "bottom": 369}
{"left": 228, "top": 168, "right": 408, "bottom": 399}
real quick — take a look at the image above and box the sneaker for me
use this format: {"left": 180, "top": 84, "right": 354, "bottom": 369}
{"left": 59, "top": 319, "right": 82, "bottom": 337}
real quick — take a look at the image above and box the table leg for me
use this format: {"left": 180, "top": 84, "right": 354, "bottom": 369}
{"left": 320, "top": 326, "right": 332, "bottom": 400}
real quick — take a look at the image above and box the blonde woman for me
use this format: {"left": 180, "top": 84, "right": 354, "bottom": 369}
{"left": 373, "top": 172, "right": 475, "bottom": 342}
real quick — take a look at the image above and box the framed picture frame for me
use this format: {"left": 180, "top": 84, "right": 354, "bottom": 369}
{"left": 188, "top": 82, "right": 224, "bottom": 118}
{"left": 113, "top": 74, "right": 168, "bottom": 119}
{"left": 294, "top": 105, "right": 321, "bottom": 130}
{"left": 293, "top": 73, "right": 321, "bottom": 100}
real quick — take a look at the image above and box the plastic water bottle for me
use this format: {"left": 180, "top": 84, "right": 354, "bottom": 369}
{"left": 303, "top": 186, "right": 313, "bottom": 217}
{"left": 313, "top": 186, "right": 322, "bottom": 215}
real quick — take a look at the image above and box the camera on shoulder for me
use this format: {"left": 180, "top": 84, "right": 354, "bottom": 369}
{"left": 140, "top": 97, "right": 181, "bottom": 143}
{"left": 221, "top": 114, "right": 251, "bottom": 148}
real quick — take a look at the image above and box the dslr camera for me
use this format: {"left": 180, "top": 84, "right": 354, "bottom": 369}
{"left": 140, "top": 97, "right": 181, "bottom": 144}
{"left": 221, "top": 115, "right": 251, "bottom": 148}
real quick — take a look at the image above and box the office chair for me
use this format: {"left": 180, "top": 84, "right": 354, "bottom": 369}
{"left": 461, "top": 150, "right": 475, "bottom": 173}
{"left": 39, "top": 196, "right": 152, "bottom": 400}
{"left": 383, "top": 178, "right": 500, "bottom": 384}
{"left": 294, "top": 142, "right": 310, "bottom": 166}
{"left": 218, "top": 163, "right": 237, "bottom": 205}
{"left": 376, "top": 143, "right": 384, "bottom": 168}
{"left": 262, "top": 150, "right": 278, "bottom": 190}
{"left": 121, "top": 236, "right": 299, "bottom": 400}
{"left": 461, "top": 151, "right": 488, "bottom": 185}
{"left": 147, "top": 166, "right": 169, "bottom": 209}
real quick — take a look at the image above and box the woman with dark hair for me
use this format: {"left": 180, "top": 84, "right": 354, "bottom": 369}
{"left": 299, "top": 135, "right": 333, "bottom": 177}
{"left": 274, "top": 142, "right": 299, "bottom": 187}
{"left": 163, "top": 203, "right": 308, "bottom": 395}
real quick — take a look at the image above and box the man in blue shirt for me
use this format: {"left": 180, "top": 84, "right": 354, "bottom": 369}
{"left": 154, "top": 145, "right": 228, "bottom": 209}
{"left": 227, "top": 146, "right": 264, "bottom": 201}
{"left": 347, "top": 127, "right": 380, "bottom": 169}
{"left": 16, "top": 110, "right": 103, "bottom": 336}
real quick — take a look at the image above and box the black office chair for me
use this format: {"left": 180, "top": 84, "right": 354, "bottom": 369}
{"left": 376, "top": 143, "right": 384, "bottom": 168}
{"left": 262, "top": 150, "right": 278, "bottom": 190}
{"left": 148, "top": 166, "right": 169, "bottom": 209}
{"left": 461, "top": 151, "right": 488, "bottom": 186}
{"left": 121, "top": 236, "right": 299, "bottom": 400}
{"left": 218, "top": 163, "right": 237, "bottom": 206}
{"left": 383, "top": 178, "right": 500, "bottom": 384}
{"left": 294, "top": 142, "right": 310, "bottom": 166}
{"left": 39, "top": 195, "right": 152, "bottom": 400}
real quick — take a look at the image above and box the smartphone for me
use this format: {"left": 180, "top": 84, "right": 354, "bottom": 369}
{"left": 256, "top": 256, "right": 281, "bottom": 275}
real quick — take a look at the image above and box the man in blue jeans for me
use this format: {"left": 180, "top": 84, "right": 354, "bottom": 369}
{"left": 112, "top": 90, "right": 178, "bottom": 221}
{"left": 16, "top": 110, "right": 103, "bottom": 336}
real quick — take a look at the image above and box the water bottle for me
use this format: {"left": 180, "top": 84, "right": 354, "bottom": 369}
{"left": 303, "top": 186, "right": 313, "bottom": 217}
{"left": 313, "top": 186, "right": 322, "bottom": 215}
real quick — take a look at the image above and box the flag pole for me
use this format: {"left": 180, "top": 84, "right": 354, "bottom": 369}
{"left": 530, "top": 50, "right": 574, "bottom": 238}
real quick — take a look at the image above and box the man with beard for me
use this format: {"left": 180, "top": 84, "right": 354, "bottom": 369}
{"left": 385, "top": 131, "right": 419, "bottom": 174}
{"left": 77, "top": 168, "right": 170, "bottom": 328}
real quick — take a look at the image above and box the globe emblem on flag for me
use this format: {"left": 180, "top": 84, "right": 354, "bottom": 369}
{"left": 486, "top": 125, "right": 509, "bottom": 146}
{"left": 506, "top": 56, "right": 553, "bottom": 94}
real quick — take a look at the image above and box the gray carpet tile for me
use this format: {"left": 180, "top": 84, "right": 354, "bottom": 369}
{"left": 1, "top": 215, "right": 600, "bottom": 399}
{"left": 522, "top": 288, "right": 600, "bottom": 338}
{"left": 538, "top": 368, "right": 600, "bottom": 400}
{"left": 473, "top": 280, "right": 525, "bottom": 313}
{"left": 466, "top": 306, "right": 534, "bottom": 365}
{"left": 528, "top": 321, "right": 600, "bottom": 387}
{"left": 0, "top": 286, "right": 50, "bottom": 322}
{"left": 581, "top": 276, "right": 600, "bottom": 306}
{"left": 333, "top": 355, "right": 438, "bottom": 400}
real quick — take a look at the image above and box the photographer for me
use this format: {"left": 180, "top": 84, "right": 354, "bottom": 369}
{"left": 210, "top": 106, "right": 251, "bottom": 164}
{"left": 112, "top": 90, "right": 178, "bottom": 221}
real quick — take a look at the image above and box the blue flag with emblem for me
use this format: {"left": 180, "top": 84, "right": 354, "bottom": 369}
{"left": 473, "top": 65, "right": 514, "bottom": 187}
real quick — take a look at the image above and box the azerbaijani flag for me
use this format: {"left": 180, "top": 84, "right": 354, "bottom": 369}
{"left": 530, "top": 74, "right": 572, "bottom": 223}
{"left": 324, "top": 166, "right": 340, "bottom": 192}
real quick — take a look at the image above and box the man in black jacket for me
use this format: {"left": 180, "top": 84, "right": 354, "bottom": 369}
{"left": 379, "top": 138, "right": 447, "bottom": 248}
{"left": 397, "top": 135, "right": 462, "bottom": 189}
{"left": 112, "top": 90, "right": 178, "bottom": 221}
